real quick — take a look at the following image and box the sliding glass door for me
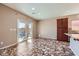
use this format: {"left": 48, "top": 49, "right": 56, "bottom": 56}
{"left": 17, "top": 19, "right": 26, "bottom": 42}
{"left": 17, "top": 19, "right": 33, "bottom": 42}
{"left": 28, "top": 22, "right": 32, "bottom": 39}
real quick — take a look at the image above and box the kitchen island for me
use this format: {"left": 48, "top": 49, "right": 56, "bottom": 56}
{"left": 65, "top": 33, "right": 79, "bottom": 56}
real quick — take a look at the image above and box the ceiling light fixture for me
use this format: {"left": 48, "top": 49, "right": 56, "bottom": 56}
{"left": 32, "top": 8, "right": 36, "bottom": 10}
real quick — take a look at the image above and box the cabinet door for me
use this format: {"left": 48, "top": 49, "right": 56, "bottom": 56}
{"left": 57, "top": 29, "right": 63, "bottom": 41}
{"left": 63, "top": 29, "right": 68, "bottom": 41}
{"left": 62, "top": 18, "right": 68, "bottom": 28}
{"left": 57, "top": 29, "right": 68, "bottom": 41}
{"left": 57, "top": 18, "right": 68, "bottom": 41}
{"left": 57, "top": 19, "right": 63, "bottom": 28}
{"left": 70, "top": 38, "right": 79, "bottom": 56}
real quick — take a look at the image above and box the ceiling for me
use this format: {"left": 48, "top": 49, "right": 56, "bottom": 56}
{"left": 3, "top": 3, "right": 79, "bottom": 20}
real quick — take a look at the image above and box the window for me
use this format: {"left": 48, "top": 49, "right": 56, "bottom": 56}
{"left": 72, "top": 20, "right": 79, "bottom": 32}
{"left": 17, "top": 20, "right": 25, "bottom": 28}
{"left": 28, "top": 23, "right": 32, "bottom": 29}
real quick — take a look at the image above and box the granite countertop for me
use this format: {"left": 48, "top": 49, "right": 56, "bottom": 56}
{"left": 65, "top": 33, "right": 79, "bottom": 41}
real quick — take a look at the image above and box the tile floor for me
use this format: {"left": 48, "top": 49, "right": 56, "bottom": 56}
{"left": 0, "top": 38, "right": 74, "bottom": 56}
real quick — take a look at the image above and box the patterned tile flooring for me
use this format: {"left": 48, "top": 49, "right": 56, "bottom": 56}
{"left": 0, "top": 38, "right": 75, "bottom": 56}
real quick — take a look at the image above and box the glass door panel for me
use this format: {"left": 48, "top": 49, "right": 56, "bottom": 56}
{"left": 17, "top": 19, "right": 26, "bottom": 42}
{"left": 28, "top": 22, "right": 32, "bottom": 39}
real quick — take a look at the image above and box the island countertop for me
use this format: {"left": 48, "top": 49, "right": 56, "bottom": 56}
{"left": 65, "top": 33, "right": 79, "bottom": 41}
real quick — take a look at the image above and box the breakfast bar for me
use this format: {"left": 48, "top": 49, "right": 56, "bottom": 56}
{"left": 65, "top": 33, "right": 79, "bottom": 56}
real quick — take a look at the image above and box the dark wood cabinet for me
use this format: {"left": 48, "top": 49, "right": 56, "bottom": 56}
{"left": 57, "top": 18, "right": 68, "bottom": 42}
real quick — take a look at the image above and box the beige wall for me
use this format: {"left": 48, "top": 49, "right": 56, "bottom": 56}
{"left": 0, "top": 4, "right": 17, "bottom": 48}
{"left": 0, "top": 4, "right": 37, "bottom": 48}
{"left": 38, "top": 19, "right": 57, "bottom": 39}
{"left": 37, "top": 14, "right": 79, "bottom": 39}
{"left": 32, "top": 20, "right": 38, "bottom": 38}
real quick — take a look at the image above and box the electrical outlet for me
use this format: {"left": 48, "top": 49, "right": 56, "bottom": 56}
{"left": 0, "top": 42, "right": 4, "bottom": 45}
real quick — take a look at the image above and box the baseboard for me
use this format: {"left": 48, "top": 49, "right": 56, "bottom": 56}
{"left": 37, "top": 37, "right": 57, "bottom": 40}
